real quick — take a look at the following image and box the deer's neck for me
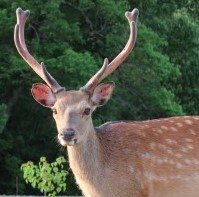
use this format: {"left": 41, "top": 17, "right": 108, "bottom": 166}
{"left": 67, "top": 125, "right": 103, "bottom": 182}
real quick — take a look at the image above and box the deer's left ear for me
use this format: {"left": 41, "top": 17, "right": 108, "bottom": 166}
{"left": 91, "top": 82, "right": 115, "bottom": 106}
{"left": 31, "top": 83, "right": 56, "bottom": 107}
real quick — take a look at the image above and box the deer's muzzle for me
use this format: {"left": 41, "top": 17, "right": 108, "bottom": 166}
{"left": 60, "top": 129, "right": 76, "bottom": 141}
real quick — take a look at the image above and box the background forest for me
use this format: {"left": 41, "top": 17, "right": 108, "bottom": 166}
{"left": 0, "top": 0, "right": 198, "bottom": 195}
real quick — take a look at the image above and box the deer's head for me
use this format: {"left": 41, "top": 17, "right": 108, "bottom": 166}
{"left": 14, "top": 8, "right": 138, "bottom": 146}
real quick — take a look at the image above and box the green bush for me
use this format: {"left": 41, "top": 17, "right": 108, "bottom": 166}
{"left": 0, "top": 104, "right": 8, "bottom": 134}
{"left": 21, "top": 156, "right": 68, "bottom": 196}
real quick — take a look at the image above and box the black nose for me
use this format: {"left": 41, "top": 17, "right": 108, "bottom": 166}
{"left": 61, "top": 129, "right": 75, "bottom": 141}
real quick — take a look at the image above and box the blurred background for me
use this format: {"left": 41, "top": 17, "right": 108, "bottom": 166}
{"left": 0, "top": 0, "right": 198, "bottom": 195}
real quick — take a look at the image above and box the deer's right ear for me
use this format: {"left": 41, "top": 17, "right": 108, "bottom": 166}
{"left": 31, "top": 83, "right": 56, "bottom": 108}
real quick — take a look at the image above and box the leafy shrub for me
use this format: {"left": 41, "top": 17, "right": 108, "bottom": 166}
{"left": 21, "top": 156, "right": 68, "bottom": 196}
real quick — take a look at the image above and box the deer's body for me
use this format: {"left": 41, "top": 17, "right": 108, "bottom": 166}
{"left": 14, "top": 8, "right": 199, "bottom": 197}
{"left": 68, "top": 116, "right": 199, "bottom": 197}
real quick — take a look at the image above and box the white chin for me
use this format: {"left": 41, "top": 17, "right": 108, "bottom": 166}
{"left": 58, "top": 136, "right": 76, "bottom": 146}
{"left": 59, "top": 139, "right": 68, "bottom": 146}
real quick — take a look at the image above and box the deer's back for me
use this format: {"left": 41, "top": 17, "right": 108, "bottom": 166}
{"left": 96, "top": 116, "right": 199, "bottom": 196}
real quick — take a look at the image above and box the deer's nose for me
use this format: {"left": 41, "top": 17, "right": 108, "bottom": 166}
{"left": 61, "top": 129, "right": 75, "bottom": 141}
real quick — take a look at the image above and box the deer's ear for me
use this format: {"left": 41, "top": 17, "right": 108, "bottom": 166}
{"left": 91, "top": 82, "right": 115, "bottom": 106}
{"left": 31, "top": 83, "right": 56, "bottom": 107}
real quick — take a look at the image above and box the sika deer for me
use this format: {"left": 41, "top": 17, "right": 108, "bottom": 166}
{"left": 14, "top": 8, "right": 199, "bottom": 197}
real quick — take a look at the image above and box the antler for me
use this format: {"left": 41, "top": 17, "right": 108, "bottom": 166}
{"left": 14, "top": 8, "right": 64, "bottom": 93}
{"left": 81, "top": 8, "right": 139, "bottom": 94}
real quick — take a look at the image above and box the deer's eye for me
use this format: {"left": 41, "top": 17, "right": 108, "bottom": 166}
{"left": 83, "top": 108, "right": 91, "bottom": 116}
{"left": 52, "top": 109, "right": 57, "bottom": 114}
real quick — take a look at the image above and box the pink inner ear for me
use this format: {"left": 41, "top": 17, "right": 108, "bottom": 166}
{"left": 100, "top": 87, "right": 107, "bottom": 95}
{"left": 32, "top": 84, "right": 56, "bottom": 107}
{"left": 99, "top": 85, "right": 111, "bottom": 97}
{"left": 32, "top": 85, "right": 49, "bottom": 100}
{"left": 91, "top": 82, "right": 115, "bottom": 105}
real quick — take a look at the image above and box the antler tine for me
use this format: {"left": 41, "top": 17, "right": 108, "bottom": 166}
{"left": 82, "top": 8, "right": 139, "bottom": 94}
{"left": 14, "top": 8, "right": 64, "bottom": 93}
{"left": 80, "top": 58, "right": 109, "bottom": 91}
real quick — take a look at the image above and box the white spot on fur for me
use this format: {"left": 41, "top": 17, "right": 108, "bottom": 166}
{"left": 175, "top": 153, "right": 183, "bottom": 158}
{"left": 168, "top": 159, "right": 175, "bottom": 165}
{"left": 142, "top": 124, "right": 149, "bottom": 129}
{"left": 140, "top": 153, "right": 168, "bottom": 165}
{"left": 192, "top": 159, "right": 199, "bottom": 165}
{"left": 185, "top": 138, "right": 193, "bottom": 142}
{"left": 136, "top": 131, "right": 146, "bottom": 137}
{"left": 166, "top": 139, "right": 177, "bottom": 145}
{"left": 176, "top": 163, "right": 183, "bottom": 169}
{"left": 176, "top": 123, "right": 183, "bottom": 127}
{"left": 160, "top": 126, "right": 168, "bottom": 130}
{"left": 150, "top": 142, "right": 156, "bottom": 150}
{"left": 184, "top": 159, "right": 192, "bottom": 165}
{"left": 162, "top": 157, "right": 169, "bottom": 163}
{"left": 143, "top": 172, "right": 168, "bottom": 181}
{"left": 186, "top": 144, "right": 194, "bottom": 150}
{"left": 170, "top": 127, "right": 178, "bottom": 132}
{"left": 157, "top": 129, "right": 163, "bottom": 134}
{"left": 158, "top": 144, "right": 167, "bottom": 150}
{"left": 156, "top": 158, "right": 164, "bottom": 164}
{"left": 185, "top": 119, "right": 193, "bottom": 125}
{"left": 144, "top": 171, "right": 199, "bottom": 182}
{"left": 189, "top": 129, "right": 196, "bottom": 135}
{"left": 181, "top": 147, "right": 188, "bottom": 153}
{"left": 140, "top": 152, "right": 151, "bottom": 159}
{"left": 129, "top": 166, "right": 135, "bottom": 173}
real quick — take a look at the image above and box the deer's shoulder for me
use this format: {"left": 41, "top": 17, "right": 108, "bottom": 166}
{"left": 95, "top": 116, "right": 199, "bottom": 134}
{"left": 95, "top": 120, "right": 142, "bottom": 133}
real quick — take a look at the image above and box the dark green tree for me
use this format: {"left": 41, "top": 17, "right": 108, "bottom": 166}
{"left": 0, "top": 0, "right": 198, "bottom": 195}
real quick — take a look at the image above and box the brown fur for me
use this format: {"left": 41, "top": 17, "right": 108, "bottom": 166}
{"left": 36, "top": 89, "right": 199, "bottom": 196}
{"left": 68, "top": 116, "right": 199, "bottom": 197}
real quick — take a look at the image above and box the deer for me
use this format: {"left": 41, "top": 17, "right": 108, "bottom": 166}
{"left": 14, "top": 7, "right": 199, "bottom": 197}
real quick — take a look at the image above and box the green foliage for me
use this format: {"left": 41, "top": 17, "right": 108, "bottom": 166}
{"left": 56, "top": 48, "right": 98, "bottom": 87}
{"left": 21, "top": 157, "right": 68, "bottom": 196}
{"left": 0, "top": 104, "right": 8, "bottom": 134}
{"left": 0, "top": 0, "right": 198, "bottom": 195}
{"left": 168, "top": 8, "right": 199, "bottom": 114}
